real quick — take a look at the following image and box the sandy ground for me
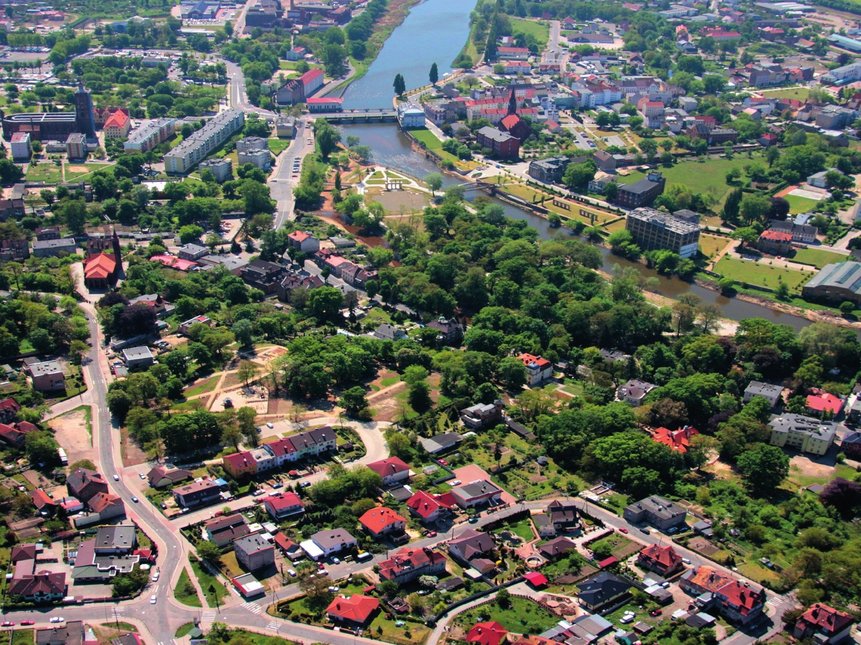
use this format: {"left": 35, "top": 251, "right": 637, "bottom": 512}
{"left": 49, "top": 407, "right": 95, "bottom": 467}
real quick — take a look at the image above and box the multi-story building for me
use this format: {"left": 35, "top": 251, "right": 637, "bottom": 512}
{"left": 237, "top": 147, "right": 271, "bottom": 170}
{"left": 623, "top": 495, "right": 687, "bottom": 531}
{"left": 124, "top": 118, "right": 176, "bottom": 153}
{"left": 103, "top": 110, "right": 131, "bottom": 139}
{"left": 793, "top": 603, "right": 854, "bottom": 644}
{"left": 625, "top": 207, "right": 700, "bottom": 258}
{"left": 616, "top": 173, "right": 667, "bottom": 209}
{"left": 172, "top": 477, "right": 229, "bottom": 509}
{"left": 517, "top": 353, "right": 553, "bottom": 386}
{"left": 397, "top": 103, "right": 425, "bottom": 129}
{"left": 234, "top": 534, "right": 275, "bottom": 572}
{"left": 66, "top": 133, "right": 87, "bottom": 162}
{"left": 199, "top": 157, "right": 233, "bottom": 182}
{"left": 164, "top": 110, "right": 244, "bottom": 174}
{"left": 10, "top": 132, "right": 31, "bottom": 162}
{"left": 681, "top": 566, "right": 766, "bottom": 626}
{"left": 26, "top": 360, "right": 65, "bottom": 392}
{"left": 528, "top": 156, "right": 584, "bottom": 184}
{"left": 768, "top": 413, "right": 836, "bottom": 456}
{"left": 476, "top": 126, "right": 520, "bottom": 160}
{"left": 757, "top": 229, "right": 793, "bottom": 255}
{"left": 33, "top": 238, "right": 77, "bottom": 258}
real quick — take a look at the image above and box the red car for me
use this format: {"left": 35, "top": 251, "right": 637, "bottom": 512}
{"left": 649, "top": 609, "right": 662, "bottom": 617}
{"left": 427, "top": 530, "right": 437, "bottom": 538}
{"left": 20, "top": 621, "right": 34, "bottom": 626}
{"left": 437, "top": 459, "right": 448, "bottom": 466}
{"left": 618, "top": 527, "right": 629, "bottom": 534}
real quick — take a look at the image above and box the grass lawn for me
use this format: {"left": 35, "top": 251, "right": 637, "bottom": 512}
{"left": 26, "top": 162, "right": 63, "bottom": 184}
{"left": 10, "top": 630, "right": 34, "bottom": 645}
{"left": 456, "top": 595, "right": 558, "bottom": 635}
{"left": 510, "top": 17, "right": 550, "bottom": 49}
{"left": 497, "top": 517, "right": 535, "bottom": 542}
{"left": 184, "top": 375, "right": 220, "bottom": 398}
{"left": 759, "top": 87, "right": 811, "bottom": 101}
{"left": 699, "top": 233, "right": 732, "bottom": 258}
{"left": 784, "top": 193, "right": 819, "bottom": 214}
{"left": 714, "top": 256, "right": 810, "bottom": 292}
{"left": 561, "top": 379, "right": 584, "bottom": 397}
{"left": 66, "top": 162, "right": 113, "bottom": 181}
{"left": 190, "top": 557, "right": 228, "bottom": 608}
{"left": 175, "top": 623, "right": 196, "bottom": 638}
{"left": 411, "top": 128, "right": 442, "bottom": 151}
{"left": 175, "top": 568, "right": 202, "bottom": 607}
{"left": 620, "top": 155, "right": 762, "bottom": 205}
{"left": 792, "top": 247, "right": 847, "bottom": 268}
{"left": 268, "top": 138, "right": 291, "bottom": 156}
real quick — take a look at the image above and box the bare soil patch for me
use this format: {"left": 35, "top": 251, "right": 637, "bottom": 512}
{"left": 49, "top": 407, "right": 94, "bottom": 466}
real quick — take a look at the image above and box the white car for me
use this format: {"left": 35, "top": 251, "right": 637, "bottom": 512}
{"left": 266, "top": 422, "right": 274, "bottom": 429}
{"left": 450, "top": 479, "right": 461, "bottom": 486}
{"left": 50, "top": 617, "right": 64, "bottom": 624}
{"left": 131, "top": 496, "right": 139, "bottom": 503}
{"left": 150, "top": 595, "right": 157, "bottom": 604}
{"left": 113, "top": 474, "right": 120, "bottom": 481}
{"left": 151, "top": 572, "right": 160, "bottom": 582}
{"left": 287, "top": 569, "right": 297, "bottom": 577}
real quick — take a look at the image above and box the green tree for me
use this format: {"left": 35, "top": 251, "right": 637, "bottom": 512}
{"left": 563, "top": 160, "right": 597, "bottom": 192}
{"left": 736, "top": 443, "right": 789, "bottom": 494}
{"left": 393, "top": 73, "right": 406, "bottom": 96}
{"left": 339, "top": 386, "right": 369, "bottom": 417}
{"left": 196, "top": 540, "right": 221, "bottom": 564}
{"left": 307, "top": 286, "right": 343, "bottom": 323}
{"left": 429, "top": 62, "right": 439, "bottom": 85}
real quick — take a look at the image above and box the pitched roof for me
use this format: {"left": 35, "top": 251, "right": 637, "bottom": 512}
{"left": 104, "top": 110, "right": 130, "bottom": 129}
{"left": 31, "top": 488, "right": 55, "bottom": 510}
{"left": 466, "top": 621, "right": 508, "bottom": 645}
{"left": 84, "top": 252, "right": 117, "bottom": 280}
{"left": 8, "top": 570, "right": 66, "bottom": 597}
{"left": 88, "top": 492, "right": 123, "bottom": 513}
{"left": 798, "top": 602, "right": 854, "bottom": 636}
{"left": 518, "top": 352, "right": 551, "bottom": 369}
{"left": 326, "top": 594, "right": 380, "bottom": 623}
{"left": 806, "top": 390, "right": 844, "bottom": 415}
{"left": 639, "top": 543, "right": 682, "bottom": 569}
{"left": 263, "top": 492, "right": 304, "bottom": 512}
{"left": 406, "top": 490, "right": 449, "bottom": 519}
{"left": 366, "top": 456, "right": 410, "bottom": 479}
{"left": 379, "top": 547, "right": 446, "bottom": 581}
{"left": 652, "top": 426, "right": 699, "bottom": 453}
{"left": 359, "top": 506, "right": 406, "bottom": 535}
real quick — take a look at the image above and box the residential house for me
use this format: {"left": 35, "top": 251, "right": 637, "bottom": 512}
{"left": 234, "top": 534, "right": 275, "bottom": 572}
{"left": 326, "top": 595, "right": 380, "bottom": 628}
{"left": 806, "top": 389, "right": 844, "bottom": 418}
{"left": 0, "top": 421, "right": 37, "bottom": 448}
{"left": 373, "top": 323, "right": 407, "bottom": 342}
{"left": 448, "top": 528, "right": 496, "bottom": 572}
{"left": 460, "top": 400, "right": 504, "bottom": 430}
{"left": 67, "top": 468, "right": 109, "bottom": 504}
{"left": 427, "top": 317, "right": 464, "bottom": 345}
{"left": 652, "top": 426, "right": 699, "bottom": 453}
{"left": 147, "top": 465, "right": 192, "bottom": 489}
{"left": 842, "top": 430, "right": 861, "bottom": 459}
{"left": 680, "top": 566, "right": 766, "bottom": 626}
{"left": 32, "top": 238, "right": 77, "bottom": 258}
{"left": 240, "top": 260, "right": 287, "bottom": 295}
{"left": 450, "top": 480, "right": 503, "bottom": 509}
{"left": 359, "top": 506, "right": 407, "bottom": 539}
{"left": 0, "top": 398, "right": 21, "bottom": 423}
{"left": 76, "top": 492, "right": 126, "bottom": 526}
{"left": 577, "top": 572, "right": 633, "bottom": 612}
{"left": 26, "top": 360, "right": 65, "bottom": 392}
{"left": 743, "top": 381, "right": 784, "bottom": 408}
{"left": 757, "top": 229, "right": 793, "bottom": 255}
{"left": 419, "top": 432, "right": 462, "bottom": 455}
{"left": 769, "top": 413, "right": 836, "bottom": 456}
{"left": 378, "top": 546, "right": 447, "bottom": 584}
{"left": 792, "top": 603, "right": 854, "bottom": 644}
{"left": 308, "top": 528, "right": 358, "bottom": 559}
{"left": 122, "top": 346, "right": 154, "bottom": 369}
{"left": 260, "top": 492, "right": 304, "bottom": 520}
{"left": 366, "top": 457, "right": 411, "bottom": 487}
{"left": 517, "top": 353, "right": 553, "bottom": 386}
{"left": 406, "top": 490, "right": 453, "bottom": 524}
{"left": 204, "top": 513, "right": 250, "bottom": 547}
{"left": 624, "top": 495, "right": 687, "bottom": 531}
{"left": 538, "top": 536, "right": 577, "bottom": 559}
{"left": 637, "top": 544, "right": 683, "bottom": 576}
{"left": 287, "top": 230, "right": 320, "bottom": 253}
{"left": 172, "top": 478, "right": 229, "bottom": 509}
{"left": 222, "top": 451, "right": 258, "bottom": 479}
{"left": 466, "top": 622, "right": 508, "bottom": 645}
{"left": 545, "top": 499, "right": 580, "bottom": 535}
{"left": 769, "top": 219, "right": 817, "bottom": 244}
{"left": 278, "top": 270, "right": 324, "bottom": 301}
{"left": 616, "top": 379, "right": 656, "bottom": 406}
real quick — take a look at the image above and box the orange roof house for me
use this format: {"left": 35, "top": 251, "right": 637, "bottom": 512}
{"left": 466, "top": 621, "right": 508, "bottom": 645}
{"left": 326, "top": 595, "right": 380, "bottom": 626}
{"left": 359, "top": 506, "right": 406, "bottom": 538}
{"left": 103, "top": 109, "right": 131, "bottom": 138}
{"left": 652, "top": 425, "right": 699, "bottom": 453}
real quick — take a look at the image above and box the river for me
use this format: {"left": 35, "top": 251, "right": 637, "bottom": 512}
{"left": 341, "top": 0, "right": 477, "bottom": 109}
{"left": 335, "top": 0, "right": 813, "bottom": 331}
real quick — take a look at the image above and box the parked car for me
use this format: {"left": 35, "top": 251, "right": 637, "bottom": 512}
{"left": 131, "top": 496, "right": 139, "bottom": 503}
{"left": 150, "top": 595, "right": 157, "bottom": 604}
{"left": 50, "top": 617, "right": 64, "bottom": 624}
{"left": 1, "top": 621, "right": 14, "bottom": 627}
{"left": 618, "top": 527, "right": 628, "bottom": 534}
{"left": 287, "top": 569, "right": 297, "bottom": 577}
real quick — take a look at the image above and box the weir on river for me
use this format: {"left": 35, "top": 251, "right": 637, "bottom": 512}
{"left": 334, "top": 0, "right": 814, "bottom": 331}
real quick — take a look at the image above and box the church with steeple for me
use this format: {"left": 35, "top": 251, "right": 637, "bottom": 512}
{"left": 83, "top": 229, "right": 123, "bottom": 290}
{"left": 499, "top": 88, "right": 532, "bottom": 142}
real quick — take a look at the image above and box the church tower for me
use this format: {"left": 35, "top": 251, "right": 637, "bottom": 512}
{"left": 74, "top": 81, "right": 97, "bottom": 140}
{"left": 507, "top": 87, "right": 518, "bottom": 116}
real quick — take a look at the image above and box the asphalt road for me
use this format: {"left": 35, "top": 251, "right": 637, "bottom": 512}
{"left": 225, "top": 60, "right": 276, "bottom": 119}
{"left": 269, "top": 120, "right": 315, "bottom": 229}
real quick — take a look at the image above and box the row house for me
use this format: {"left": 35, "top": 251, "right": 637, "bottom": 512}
{"left": 222, "top": 426, "right": 338, "bottom": 477}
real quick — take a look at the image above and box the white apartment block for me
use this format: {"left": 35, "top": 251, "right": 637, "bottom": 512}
{"left": 769, "top": 413, "right": 836, "bottom": 456}
{"left": 124, "top": 118, "right": 177, "bottom": 153}
{"left": 164, "top": 110, "right": 244, "bottom": 174}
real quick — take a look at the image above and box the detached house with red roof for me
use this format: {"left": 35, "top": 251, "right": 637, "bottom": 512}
{"left": 652, "top": 425, "right": 699, "bottom": 454}
{"left": 286, "top": 230, "right": 320, "bottom": 254}
{"left": 637, "top": 543, "right": 683, "bottom": 576}
{"left": 262, "top": 492, "right": 304, "bottom": 520}
{"left": 805, "top": 389, "right": 844, "bottom": 418}
{"left": 326, "top": 595, "right": 380, "bottom": 628}
{"left": 83, "top": 230, "right": 122, "bottom": 289}
{"left": 757, "top": 229, "right": 793, "bottom": 255}
{"left": 359, "top": 506, "right": 407, "bottom": 539}
{"left": 366, "top": 456, "right": 411, "bottom": 487}
{"left": 378, "top": 546, "right": 447, "bottom": 585}
{"left": 517, "top": 353, "right": 553, "bottom": 386}
{"left": 406, "top": 490, "right": 453, "bottom": 524}
{"left": 793, "top": 603, "right": 854, "bottom": 644}
{"left": 681, "top": 566, "right": 766, "bottom": 626}
{"left": 466, "top": 621, "right": 508, "bottom": 645}
{"left": 0, "top": 397, "right": 21, "bottom": 423}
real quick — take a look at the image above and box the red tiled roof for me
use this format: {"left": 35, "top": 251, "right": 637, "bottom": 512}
{"left": 466, "top": 621, "right": 508, "bottom": 645}
{"left": 806, "top": 390, "right": 843, "bottom": 415}
{"left": 88, "top": 491, "right": 123, "bottom": 513}
{"left": 639, "top": 543, "right": 682, "bottom": 569}
{"left": 307, "top": 97, "right": 343, "bottom": 105}
{"left": 359, "top": 506, "right": 406, "bottom": 535}
{"left": 0, "top": 398, "right": 20, "bottom": 413}
{"left": 150, "top": 254, "right": 198, "bottom": 272}
{"left": 326, "top": 595, "right": 380, "bottom": 624}
{"left": 8, "top": 570, "right": 65, "bottom": 597}
{"left": 760, "top": 230, "right": 792, "bottom": 242}
{"left": 31, "top": 488, "right": 55, "bottom": 509}
{"left": 518, "top": 353, "right": 551, "bottom": 369}
{"left": 379, "top": 546, "right": 446, "bottom": 581}
{"left": 300, "top": 68, "right": 323, "bottom": 84}
{"left": 500, "top": 114, "right": 522, "bottom": 131}
{"left": 223, "top": 451, "right": 255, "bottom": 471}
{"left": 273, "top": 532, "right": 297, "bottom": 552}
{"left": 366, "top": 456, "right": 410, "bottom": 479}
{"left": 798, "top": 603, "right": 854, "bottom": 636}
{"left": 288, "top": 230, "right": 310, "bottom": 242}
{"left": 263, "top": 492, "right": 303, "bottom": 512}
{"left": 652, "top": 426, "right": 699, "bottom": 453}
{"left": 406, "top": 490, "right": 445, "bottom": 519}
{"left": 104, "top": 110, "right": 130, "bottom": 130}
{"left": 84, "top": 252, "right": 116, "bottom": 280}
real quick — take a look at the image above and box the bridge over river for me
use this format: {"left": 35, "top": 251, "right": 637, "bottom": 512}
{"left": 314, "top": 108, "right": 397, "bottom": 123}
